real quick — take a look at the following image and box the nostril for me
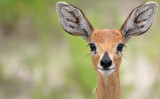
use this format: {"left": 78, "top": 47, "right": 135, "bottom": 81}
{"left": 100, "top": 60, "right": 105, "bottom": 66}
{"left": 107, "top": 60, "right": 112, "bottom": 66}
{"left": 100, "top": 59, "right": 112, "bottom": 68}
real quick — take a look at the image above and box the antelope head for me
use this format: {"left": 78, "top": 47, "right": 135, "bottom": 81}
{"left": 56, "top": 2, "right": 158, "bottom": 76}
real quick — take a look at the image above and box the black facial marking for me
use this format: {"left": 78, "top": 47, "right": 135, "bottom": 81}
{"left": 100, "top": 52, "right": 112, "bottom": 68}
{"left": 102, "top": 52, "right": 110, "bottom": 60}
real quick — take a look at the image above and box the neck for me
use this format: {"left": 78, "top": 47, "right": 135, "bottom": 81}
{"left": 95, "top": 69, "right": 121, "bottom": 99}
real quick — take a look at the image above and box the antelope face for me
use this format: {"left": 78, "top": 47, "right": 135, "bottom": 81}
{"left": 56, "top": 2, "right": 157, "bottom": 76}
{"left": 89, "top": 29, "right": 124, "bottom": 75}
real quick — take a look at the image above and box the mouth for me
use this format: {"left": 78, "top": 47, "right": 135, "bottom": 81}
{"left": 98, "top": 67, "right": 115, "bottom": 70}
{"left": 97, "top": 66, "right": 115, "bottom": 75}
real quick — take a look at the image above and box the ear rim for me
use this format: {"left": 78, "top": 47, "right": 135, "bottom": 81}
{"left": 56, "top": 2, "right": 94, "bottom": 41}
{"left": 120, "top": 2, "right": 158, "bottom": 42}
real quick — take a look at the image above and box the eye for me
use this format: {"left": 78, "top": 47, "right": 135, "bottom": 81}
{"left": 89, "top": 43, "right": 96, "bottom": 51}
{"left": 117, "top": 43, "right": 124, "bottom": 52}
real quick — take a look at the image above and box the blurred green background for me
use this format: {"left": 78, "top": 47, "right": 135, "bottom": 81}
{"left": 0, "top": 0, "right": 160, "bottom": 99}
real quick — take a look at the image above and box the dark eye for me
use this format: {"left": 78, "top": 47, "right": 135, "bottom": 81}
{"left": 89, "top": 43, "right": 96, "bottom": 51}
{"left": 117, "top": 43, "right": 124, "bottom": 52}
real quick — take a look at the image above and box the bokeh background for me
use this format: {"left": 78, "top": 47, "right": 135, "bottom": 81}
{"left": 0, "top": 0, "right": 160, "bottom": 99}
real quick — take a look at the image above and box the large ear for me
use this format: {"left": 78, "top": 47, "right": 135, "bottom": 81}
{"left": 56, "top": 2, "right": 94, "bottom": 41}
{"left": 120, "top": 2, "right": 158, "bottom": 42}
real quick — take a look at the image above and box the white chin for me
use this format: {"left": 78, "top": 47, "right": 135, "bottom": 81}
{"left": 98, "top": 67, "right": 115, "bottom": 75}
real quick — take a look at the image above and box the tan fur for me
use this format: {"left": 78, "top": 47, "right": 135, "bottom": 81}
{"left": 56, "top": 2, "right": 158, "bottom": 99}
{"left": 89, "top": 29, "right": 124, "bottom": 99}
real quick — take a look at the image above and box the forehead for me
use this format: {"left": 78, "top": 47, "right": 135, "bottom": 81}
{"left": 90, "top": 29, "right": 123, "bottom": 48}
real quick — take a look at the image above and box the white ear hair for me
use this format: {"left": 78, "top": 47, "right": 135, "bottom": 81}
{"left": 121, "top": 2, "right": 158, "bottom": 41}
{"left": 56, "top": 2, "right": 93, "bottom": 41}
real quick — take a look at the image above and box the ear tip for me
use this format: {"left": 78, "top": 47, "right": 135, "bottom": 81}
{"left": 56, "top": 2, "right": 70, "bottom": 14}
{"left": 145, "top": 1, "right": 158, "bottom": 8}
{"left": 56, "top": 2, "right": 69, "bottom": 8}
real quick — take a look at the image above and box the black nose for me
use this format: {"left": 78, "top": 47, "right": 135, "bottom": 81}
{"left": 100, "top": 59, "right": 112, "bottom": 68}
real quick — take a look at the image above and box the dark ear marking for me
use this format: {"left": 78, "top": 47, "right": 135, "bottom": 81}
{"left": 120, "top": 2, "right": 158, "bottom": 42}
{"left": 134, "top": 6, "right": 149, "bottom": 24}
{"left": 56, "top": 2, "right": 94, "bottom": 41}
{"left": 64, "top": 8, "right": 80, "bottom": 24}
{"left": 83, "top": 29, "right": 89, "bottom": 38}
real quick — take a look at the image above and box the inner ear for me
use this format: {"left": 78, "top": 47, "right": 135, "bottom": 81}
{"left": 56, "top": 2, "right": 94, "bottom": 41}
{"left": 120, "top": 2, "right": 158, "bottom": 42}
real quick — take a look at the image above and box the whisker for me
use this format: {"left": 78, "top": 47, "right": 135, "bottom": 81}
{"left": 82, "top": 52, "right": 91, "bottom": 59}
{"left": 86, "top": 43, "right": 90, "bottom": 47}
